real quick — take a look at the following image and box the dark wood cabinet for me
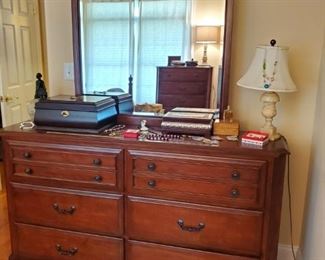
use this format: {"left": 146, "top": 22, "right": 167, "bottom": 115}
{"left": 1, "top": 123, "right": 288, "bottom": 260}
{"left": 156, "top": 66, "right": 213, "bottom": 111}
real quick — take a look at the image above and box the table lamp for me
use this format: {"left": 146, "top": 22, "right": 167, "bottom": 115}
{"left": 237, "top": 40, "right": 297, "bottom": 141}
{"left": 196, "top": 26, "right": 219, "bottom": 64}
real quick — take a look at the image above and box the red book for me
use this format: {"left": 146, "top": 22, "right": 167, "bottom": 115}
{"left": 241, "top": 131, "right": 269, "bottom": 146}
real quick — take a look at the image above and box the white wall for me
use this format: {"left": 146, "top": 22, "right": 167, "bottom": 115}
{"left": 230, "top": 0, "right": 325, "bottom": 246}
{"left": 43, "top": 0, "right": 74, "bottom": 96}
{"left": 299, "top": 25, "right": 325, "bottom": 260}
{"left": 192, "top": 0, "right": 225, "bottom": 108}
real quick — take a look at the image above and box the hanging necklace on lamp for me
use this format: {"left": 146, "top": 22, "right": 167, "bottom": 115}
{"left": 262, "top": 39, "right": 279, "bottom": 89}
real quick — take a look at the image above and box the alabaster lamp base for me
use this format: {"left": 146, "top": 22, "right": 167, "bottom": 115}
{"left": 260, "top": 91, "right": 281, "bottom": 141}
{"left": 201, "top": 44, "right": 208, "bottom": 64}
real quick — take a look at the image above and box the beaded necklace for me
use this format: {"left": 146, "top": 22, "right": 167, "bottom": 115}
{"left": 262, "top": 45, "right": 279, "bottom": 89}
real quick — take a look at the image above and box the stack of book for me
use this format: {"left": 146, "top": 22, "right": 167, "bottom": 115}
{"left": 241, "top": 131, "right": 269, "bottom": 146}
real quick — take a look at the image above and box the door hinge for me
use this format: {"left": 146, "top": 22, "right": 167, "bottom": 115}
{"left": 0, "top": 96, "right": 14, "bottom": 102}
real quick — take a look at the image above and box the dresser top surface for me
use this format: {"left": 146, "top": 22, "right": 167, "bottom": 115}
{"left": 1, "top": 122, "right": 289, "bottom": 159}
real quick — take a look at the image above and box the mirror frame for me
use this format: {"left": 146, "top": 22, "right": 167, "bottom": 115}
{"left": 71, "top": 0, "right": 234, "bottom": 117}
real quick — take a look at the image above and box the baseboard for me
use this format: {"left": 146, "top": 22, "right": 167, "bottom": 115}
{"left": 278, "top": 244, "right": 302, "bottom": 260}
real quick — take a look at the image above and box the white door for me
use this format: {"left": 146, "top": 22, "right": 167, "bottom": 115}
{"left": 0, "top": 0, "right": 42, "bottom": 127}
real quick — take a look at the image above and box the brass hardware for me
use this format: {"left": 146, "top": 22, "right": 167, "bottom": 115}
{"left": 177, "top": 219, "right": 205, "bottom": 232}
{"left": 0, "top": 96, "right": 14, "bottom": 102}
{"left": 24, "top": 168, "right": 32, "bottom": 175}
{"left": 52, "top": 203, "right": 76, "bottom": 215}
{"left": 60, "top": 110, "right": 70, "bottom": 118}
{"left": 231, "top": 170, "right": 240, "bottom": 180}
{"left": 93, "top": 158, "right": 102, "bottom": 166}
{"left": 147, "top": 162, "right": 156, "bottom": 171}
{"left": 147, "top": 179, "right": 156, "bottom": 188}
{"left": 230, "top": 188, "right": 240, "bottom": 198}
{"left": 23, "top": 152, "right": 31, "bottom": 159}
{"left": 56, "top": 244, "right": 78, "bottom": 256}
{"left": 94, "top": 175, "right": 103, "bottom": 182}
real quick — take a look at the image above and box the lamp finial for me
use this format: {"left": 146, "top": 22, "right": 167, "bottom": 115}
{"left": 270, "top": 39, "right": 276, "bottom": 47}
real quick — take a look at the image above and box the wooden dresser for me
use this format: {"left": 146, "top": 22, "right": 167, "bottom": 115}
{"left": 156, "top": 66, "right": 213, "bottom": 111}
{"left": 1, "top": 123, "right": 288, "bottom": 260}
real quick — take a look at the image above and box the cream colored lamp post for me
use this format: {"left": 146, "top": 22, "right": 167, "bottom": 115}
{"left": 195, "top": 26, "right": 219, "bottom": 64}
{"left": 237, "top": 40, "right": 297, "bottom": 141}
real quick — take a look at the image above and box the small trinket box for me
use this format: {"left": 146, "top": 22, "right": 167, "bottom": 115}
{"left": 213, "top": 120, "right": 240, "bottom": 136}
{"left": 123, "top": 129, "right": 140, "bottom": 139}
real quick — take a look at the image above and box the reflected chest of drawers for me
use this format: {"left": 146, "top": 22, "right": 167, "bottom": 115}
{"left": 1, "top": 126, "right": 288, "bottom": 260}
{"left": 156, "top": 66, "right": 213, "bottom": 111}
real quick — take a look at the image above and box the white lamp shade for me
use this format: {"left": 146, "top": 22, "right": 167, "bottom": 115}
{"left": 237, "top": 45, "right": 297, "bottom": 92}
{"left": 196, "top": 26, "right": 219, "bottom": 43}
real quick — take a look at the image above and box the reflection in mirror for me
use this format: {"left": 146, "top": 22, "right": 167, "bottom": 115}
{"left": 72, "top": 0, "right": 233, "bottom": 115}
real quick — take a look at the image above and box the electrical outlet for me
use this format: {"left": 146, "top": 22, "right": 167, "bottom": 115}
{"left": 64, "top": 63, "right": 74, "bottom": 81}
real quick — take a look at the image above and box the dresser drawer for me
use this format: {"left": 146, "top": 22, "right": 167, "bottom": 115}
{"left": 12, "top": 184, "right": 123, "bottom": 236}
{"left": 127, "top": 241, "right": 258, "bottom": 260}
{"left": 158, "top": 94, "right": 207, "bottom": 108}
{"left": 7, "top": 141, "right": 123, "bottom": 191}
{"left": 127, "top": 151, "right": 267, "bottom": 209}
{"left": 126, "top": 197, "right": 263, "bottom": 257}
{"left": 12, "top": 162, "right": 118, "bottom": 191}
{"left": 158, "top": 82, "right": 207, "bottom": 95}
{"left": 13, "top": 223, "right": 123, "bottom": 260}
{"left": 10, "top": 141, "right": 120, "bottom": 168}
{"left": 158, "top": 68, "right": 210, "bottom": 82}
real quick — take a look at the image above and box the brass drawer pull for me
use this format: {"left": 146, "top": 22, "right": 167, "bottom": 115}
{"left": 147, "top": 162, "right": 156, "bottom": 171}
{"left": 93, "top": 158, "right": 102, "bottom": 166}
{"left": 56, "top": 244, "right": 78, "bottom": 256}
{"left": 147, "top": 179, "right": 156, "bottom": 188}
{"left": 23, "top": 152, "right": 31, "bottom": 159}
{"left": 94, "top": 175, "right": 103, "bottom": 182}
{"left": 60, "top": 110, "right": 70, "bottom": 118}
{"left": 24, "top": 168, "right": 33, "bottom": 175}
{"left": 177, "top": 219, "right": 205, "bottom": 232}
{"left": 231, "top": 170, "right": 241, "bottom": 180}
{"left": 230, "top": 188, "right": 240, "bottom": 198}
{"left": 52, "top": 203, "right": 76, "bottom": 215}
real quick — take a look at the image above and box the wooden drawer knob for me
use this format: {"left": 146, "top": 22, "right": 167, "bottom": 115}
{"left": 147, "top": 162, "right": 156, "bottom": 171}
{"left": 56, "top": 244, "right": 78, "bottom": 256}
{"left": 93, "top": 158, "right": 102, "bottom": 166}
{"left": 23, "top": 152, "right": 31, "bottom": 159}
{"left": 24, "top": 168, "right": 33, "bottom": 175}
{"left": 94, "top": 175, "right": 103, "bottom": 182}
{"left": 231, "top": 170, "right": 240, "bottom": 180}
{"left": 147, "top": 179, "right": 156, "bottom": 188}
{"left": 230, "top": 188, "right": 240, "bottom": 198}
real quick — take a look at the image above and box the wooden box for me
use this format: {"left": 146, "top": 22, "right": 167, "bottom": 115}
{"left": 213, "top": 120, "right": 240, "bottom": 136}
{"left": 34, "top": 95, "right": 117, "bottom": 133}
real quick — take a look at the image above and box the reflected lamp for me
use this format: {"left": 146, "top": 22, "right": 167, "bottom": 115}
{"left": 195, "top": 26, "right": 219, "bottom": 64}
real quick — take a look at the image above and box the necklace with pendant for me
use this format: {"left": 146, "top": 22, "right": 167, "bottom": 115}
{"left": 262, "top": 47, "right": 279, "bottom": 89}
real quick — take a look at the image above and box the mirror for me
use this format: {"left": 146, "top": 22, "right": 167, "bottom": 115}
{"left": 71, "top": 0, "right": 233, "bottom": 117}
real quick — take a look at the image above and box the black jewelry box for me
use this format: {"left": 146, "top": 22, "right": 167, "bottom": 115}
{"left": 91, "top": 91, "right": 133, "bottom": 114}
{"left": 34, "top": 95, "right": 117, "bottom": 133}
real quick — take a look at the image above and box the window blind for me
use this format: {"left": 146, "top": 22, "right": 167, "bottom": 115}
{"left": 81, "top": 0, "right": 192, "bottom": 103}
